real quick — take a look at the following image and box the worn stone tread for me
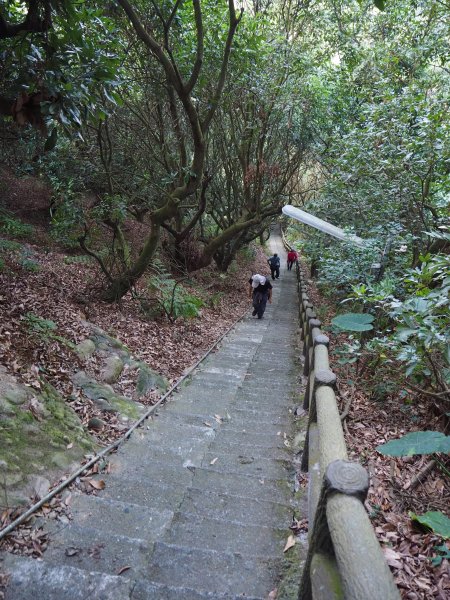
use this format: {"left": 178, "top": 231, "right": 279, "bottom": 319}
{"left": 178, "top": 487, "right": 294, "bottom": 528}
{"left": 189, "top": 467, "right": 293, "bottom": 502}
{"left": 43, "top": 522, "right": 155, "bottom": 576}
{"left": 1, "top": 553, "right": 135, "bottom": 600}
{"left": 200, "top": 451, "right": 291, "bottom": 480}
{"left": 67, "top": 494, "right": 173, "bottom": 541}
{"left": 164, "top": 511, "right": 287, "bottom": 557}
{"left": 146, "top": 541, "right": 282, "bottom": 597}
{"left": 95, "top": 475, "right": 184, "bottom": 512}
{"left": 132, "top": 579, "right": 263, "bottom": 600}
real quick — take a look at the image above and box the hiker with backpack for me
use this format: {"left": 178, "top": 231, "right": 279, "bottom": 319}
{"left": 267, "top": 253, "right": 280, "bottom": 280}
{"left": 248, "top": 274, "right": 272, "bottom": 319}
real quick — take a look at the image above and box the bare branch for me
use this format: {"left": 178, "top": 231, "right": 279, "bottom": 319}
{"left": 185, "top": 0, "right": 204, "bottom": 94}
{"left": 202, "top": 1, "right": 243, "bottom": 132}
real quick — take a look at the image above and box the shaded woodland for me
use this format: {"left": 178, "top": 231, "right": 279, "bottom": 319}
{"left": 0, "top": 1, "right": 449, "bottom": 597}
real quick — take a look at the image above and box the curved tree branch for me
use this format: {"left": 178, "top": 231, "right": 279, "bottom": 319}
{"left": 0, "top": 0, "right": 52, "bottom": 39}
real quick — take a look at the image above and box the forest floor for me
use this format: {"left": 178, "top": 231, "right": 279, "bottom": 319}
{"left": 0, "top": 185, "right": 448, "bottom": 598}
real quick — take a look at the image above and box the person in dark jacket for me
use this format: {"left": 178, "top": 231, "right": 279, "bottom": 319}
{"left": 248, "top": 274, "right": 272, "bottom": 319}
{"left": 267, "top": 253, "right": 280, "bottom": 280}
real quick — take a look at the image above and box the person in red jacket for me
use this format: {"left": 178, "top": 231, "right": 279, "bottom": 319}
{"left": 287, "top": 249, "right": 298, "bottom": 271}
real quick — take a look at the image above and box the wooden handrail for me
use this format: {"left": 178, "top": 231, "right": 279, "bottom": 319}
{"left": 295, "top": 262, "right": 400, "bottom": 600}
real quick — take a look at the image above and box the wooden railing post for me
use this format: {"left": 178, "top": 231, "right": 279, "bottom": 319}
{"left": 299, "top": 460, "right": 368, "bottom": 600}
{"left": 304, "top": 318, "right": 321, "bottom": 376}
{"left": 301, "top": 370, "right": 337, "bottom": 471}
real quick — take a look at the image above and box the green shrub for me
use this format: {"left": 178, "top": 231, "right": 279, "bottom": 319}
{"left": 24, "top": 312, "right": 75, "bottom": 349}
{"left": 145, "top": 261, "right": 204, "bottom": 323}
{"left": 63, "top": 255, "right": 94, "bottom": 265}
{"left": 0, "top": 211, "right": 34, "bottom": 238}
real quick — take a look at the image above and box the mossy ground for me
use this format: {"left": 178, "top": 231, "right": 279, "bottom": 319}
{"left": 0, "top": 380, "right": 96, "bottom": 506}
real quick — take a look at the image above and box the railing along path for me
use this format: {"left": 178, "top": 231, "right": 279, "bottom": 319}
{"left": 281, "top": 233, "right": 400, "bottom": 600}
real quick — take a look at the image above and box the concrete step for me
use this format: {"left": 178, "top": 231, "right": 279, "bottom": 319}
{"left": 205, "top": 426, "right": 291, "bottom": 450}
{"left": 2, "top": 553, "right": 263, "bottom": 600}
{"left": 68, "top": 494, "right": 173, "bottom": 541}
{"left": 200, "top": 451, "right": 291, "bottom": 480}
{"left": 146, "top": 541, "right": 282, "bottom": 597}
{"left": 132, "top": 418, "right": 218, "bottom": 447}
{"left": 44, "top": 522, "right": 154, "bottom": 578}
{"left": 178, "top": 487, "right": 294, "bottom": 528}
{"left": 132, "top": 579, "right": 264, "bottom": 600}
{"left": 164, "top": 511, "right": 287, "bottom": 557}
{"left": 207, "top": 437, "right": 291, "bottom": 460}
{"left": 189, "top": 466, "right": 293, "bottom": 503}
{"left": 109, "top": 453, "right": 195, "bottom": 488}
{"left": 1, "top": 552, "right": 135, "bottom": 600}
{"left": 154, "top": 409, "right": 288, "bottom": 437}
{"left": 97, "top": 474, "right": 185, "bottom": 512}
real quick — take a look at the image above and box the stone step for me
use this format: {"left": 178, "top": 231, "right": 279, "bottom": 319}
{"left": 178, "top": 486, "right": 294, "bottom": 528}
{"left": 233, "top": 398, "right": 295, "bottom": 414}
{"left": 166, "top": 387, "right": 236, "bottom": 405}
{"left": 43, "top": 522, "right": 154, "bottom": 578}
{"left": 109, "top": 453, "right": 195, "bottom": 488}
{"left": 97, "top": 474, "right": 185, "bottom": 512}
{"left": 163, "top": 403, "right": 291, "bottom": 426}
{"left": 189, "top": 466, "right": 293, "bottom": 503}
{"left": 164, "top": 511, "right": 287, "bottom": 557}
{"left": 200, "top": 451, "right": 291, "bottom": 481}
{"left": 160, "top": 397, "right": 236, "bottom": 418}
{"left": 116, "top": 432, "right": 209, "bottom": 467}
{"left": 67, "top": 494, "right": 173, "bottom": 541}
{"left": 1, "top": 552, "right": 135, "bottom": 600}
{"left": 154, "top": 409, "right": 288, "bottom": 437}
{"left": 146, "top": 541, "right": 282, "bottom": 598}
{"left": 219, "top": 417, "right": 292, "bottom": 438}
{"left": 207, "top": 437, "right": 291, "bottom": 461}
{"left": 1, "top": 553, "right": 262, "bottom": 600}
{"left": 197, "top": 365, "right": 249, "bottom": 377}
{"left": 205, "top": 426, "right": 290, "bottom": 450}
{"left": 132, "top": 579, "right": 264, "bottom": 600}
{"left": 134, "top": 419, "right": 218, "bottom": 447}
{"left": 235, "top": 395, "right": 296, "bottom": 410}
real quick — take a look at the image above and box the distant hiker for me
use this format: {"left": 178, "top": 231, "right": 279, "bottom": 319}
{"left": 267, "top": 253, "right": 280, "bottom": 280}
{"left": 249, "top": 274, "right": 272, "bottom": 319}
{"left": 287, "top": 249, "right": 298, "bottom": 271}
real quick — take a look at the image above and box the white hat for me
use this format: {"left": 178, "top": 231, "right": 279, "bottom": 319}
{"left": 251, "top": 274, "right": 266, "bottom": 288}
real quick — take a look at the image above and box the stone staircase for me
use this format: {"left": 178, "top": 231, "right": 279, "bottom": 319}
{"left": 1, "top": 237, "right": 307, "bottom": 599}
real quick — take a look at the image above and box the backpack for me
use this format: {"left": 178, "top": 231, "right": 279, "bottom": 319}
{"left": 269, "top": 256, "right": 280, "bottom": 268}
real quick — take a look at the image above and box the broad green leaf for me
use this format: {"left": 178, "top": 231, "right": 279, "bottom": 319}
{"left": 395, "top": 328, "right": 416, "bottom": 342}
{"left": 377, "top": 431, "right": 450, "bottom": 457}
{"left": 332, "top": 313, "right": 375, "bottom": 332}
{"left": 373, "top": 0, "right": 385, "bottom": 10}
{"left": 410, "top": 511, "right": 450, "bottom": 539}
